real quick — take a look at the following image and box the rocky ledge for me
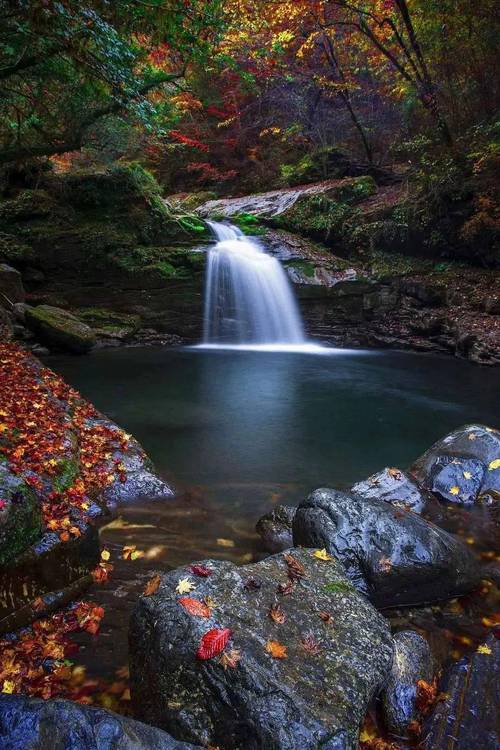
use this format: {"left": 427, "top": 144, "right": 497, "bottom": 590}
{"left": 0, "top": 343, "right": 172, "bottom": 632}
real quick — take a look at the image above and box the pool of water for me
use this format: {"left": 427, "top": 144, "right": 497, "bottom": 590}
{"left": 46, "top": 346, "right": 499, "bottom": 677}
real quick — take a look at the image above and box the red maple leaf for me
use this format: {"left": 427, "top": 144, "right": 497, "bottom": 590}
{"left": 190, "top": 564, "right": 212, "bottom": 577}
{"left": 196, "top": 628, "right": 232, "bottom": 660}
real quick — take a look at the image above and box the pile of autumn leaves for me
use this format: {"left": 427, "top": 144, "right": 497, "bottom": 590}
{"left": 0, "top": 343, "right": 130, "bottom": 543}
{"left": 0, "top": 343, "right": 130, "bottom": 705}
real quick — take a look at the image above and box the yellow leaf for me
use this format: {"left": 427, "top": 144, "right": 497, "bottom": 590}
{"left": 477, "top": 644, "right": 492, "bottom": 655}
{"left": 176, "top": 577, "right": 195, "bottom": 594}
{"left": 312, "top": 548, "right": 333, "bottom": 561}
{"left": 449, "top": 486, "right": 460, "bottom": 496}
{"left": 488, "top": 459, "right": 500, "bottom": 470}
{"left": 217, "top": 538, "right": 235, "bottom": 548}
{"left": 463, "top": 471, "right": 472, "bottom": 479}
{"left": 101, "top": 549, "right": 110, "bottom": 561}
{"left": 2, "top": 681, "right": 14, "bottom": 694}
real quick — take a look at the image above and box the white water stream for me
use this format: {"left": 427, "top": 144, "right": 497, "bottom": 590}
{"left": 201, "top": 221, "right": 321, "bottom": 351}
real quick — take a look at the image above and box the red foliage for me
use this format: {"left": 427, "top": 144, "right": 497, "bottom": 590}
{"left": 196, "top": 628, "right": 232, "bottom": 660}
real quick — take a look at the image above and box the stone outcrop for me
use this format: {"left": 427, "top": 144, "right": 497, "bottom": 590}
{"left": 25, "top": 305, "right": 96, "bottom": 354}
{"left": 129, "top": 549, "right": 393, "bottom": 750}
{"left": 292, "top": 488, "right": 480, "bottom": 608}
{"left": 0, "top": 695, "right": 202, "bottom": 750}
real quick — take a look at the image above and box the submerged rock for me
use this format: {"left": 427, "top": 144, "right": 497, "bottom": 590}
{"left": 351, "top": 467, "right": 432, "bottom": 513}
{"left": 423, "top": 634, "right": 499, "bottom": 750}
{"left": 381, "top": 631, "right": 434, "bottom": 737}
{"left": 0, "top": 695, "right": 201, "bottom": 750}
{"left": 292, "top": 488, "right": 481, "bottom": 608}
{"left": 25, "top": 304, "right": 96, "bottom": 354}
{"left": 256, "top": 504, "right": 296, "bottom": 552}
{"left": 411, "top": 424, "right": 500, "bottom": 504}
{"left": 129, "top": 549, "right": 393, "bottom": 750}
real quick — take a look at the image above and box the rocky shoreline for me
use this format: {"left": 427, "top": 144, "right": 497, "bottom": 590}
{"left": 0, "top": 342, "right": 498, "bottom": 749}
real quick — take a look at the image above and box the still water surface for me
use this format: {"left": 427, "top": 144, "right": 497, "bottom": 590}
{"left": 47, "top": 346, "right": 499, "bottom": 675}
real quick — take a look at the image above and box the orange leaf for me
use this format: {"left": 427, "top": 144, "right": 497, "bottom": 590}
{"left": 178, "top": 597, "right": 211, "bottom": 618}
{"left": 265, "top": 640, "right": 287, "bottom": 659}
{"left": 143, "top": 574, "right": 161, "bottom": 597}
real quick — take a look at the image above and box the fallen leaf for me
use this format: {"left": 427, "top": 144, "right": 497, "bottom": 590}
{"left": 379, "top": 556, "right": 393, "bottom": 573}
{"left": 196, "top": 628, "right": 232, "bottom": 660}
{"left": 100, "top": 549, "right": 110, "bottom": 561}
{"left": 122, "top": 545, "right": 144, "bottom": 561}
{"left": 416, "top": 678, "right": 438, "bottom": 714}
{"left": 2, "top": 681, "right": 15, "bottom": 694}
{"left": 243, "top": 577, "right": 262, "bottom": 591}
{"left": 283, "top": 553, "right": 305, "bottom": 581}
{"left": 318, "top": 611, "right": 333, "bottom": 624}
{"left": 449, "top": 486, "right": 460, "bottom": 496}
{"left": 488, "top": 459, "right": 500, "bottom": 470}
{"left": 269, "top": 603, "right": 286, "bottom": 624}
{"left": 277, "top": 579, "right": 295, "bottom": 596}
{"left": 216, "top": 538, "right": 235, "bottom": 548}
{"left": 265, "top": 639, "right": 287, "bottom": 659}
{"left": 204, "top": 595, "right": 216, "bottom": 609}
{"left": 143, "top": 574, "right": 161, "bottom": 597}
{"left": 463, "top": 471, "right": 472, "bottom": 479}
{"left": 312, "top": 548, "right": 333, "bottom": 561}
{"left": 301, "top": 633, "right": 322, "bottom": 655}
{"left": 190, "top": 564, "right": 212, "bottom": 577}
{"left": 219, "top": 648, "right": 241, "bottom": 670}
{"left": 477, "top": 643, "right": 492, "bottom": 655}
{"left": 176, "top": 577, "right": 195, "bottom": 594}
{"left": 178, "top": 597, "right": 211, "bottom": 618}
{"left": 388, "top": 468, "right": 402, "bottom": 480}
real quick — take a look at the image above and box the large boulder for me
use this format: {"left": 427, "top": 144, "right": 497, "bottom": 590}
{"left": 381, "top": 630, "right": 434, "bottom": 737}
{"left": 25, "top": 305, "right": 96, "bottom": 354}
{"left": 351, "top": 467, "right": 432, "bottom": 514}
{"left": 129, "top": 549, "right": 393, "bottom": 750}
{"left": 256, "top": 505, "right": 296, "bottom": 552}
{"left": 423, "top": 634, "right": 499, "bottom": 750}
{"left": 0, "top": 695, "right": 201, "bottom": 750}
{"left": 410, "top": 424, "right": 500, "bottom": 504}
{"left": 0, "top": 263, "right": 25, "bottom": 304}
{"left": 292, "top": 488, "right": 481, "bottom": 608}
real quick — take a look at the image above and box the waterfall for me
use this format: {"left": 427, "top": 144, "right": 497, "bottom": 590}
{"left": 203, "top": 221, "right": 306, "bottom": 346}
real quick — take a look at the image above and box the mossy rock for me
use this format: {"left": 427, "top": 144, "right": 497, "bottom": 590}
{"left": 0, "top": 190, "right": 55, "bottom": 223}
{"left": 0, "top": 463, "right": 43, "bottom": 567}
{"left": 172, "top": 191, "right": 218, "bottom": 210}
{"left": 0, "top": 233, "right": 33, "bottom": 265}
{"left": 25, "top": 305, "right": 96, "bottom": 353}
{"left": 280, "top": 146, "right": 353, "bottom": 186}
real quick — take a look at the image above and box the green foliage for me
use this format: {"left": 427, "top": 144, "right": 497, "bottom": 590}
{"left": 324, "top": 581, "right": 355, "bottom": 595}
{"left": 280, "top": 147, "right": 353, "bottom": 187}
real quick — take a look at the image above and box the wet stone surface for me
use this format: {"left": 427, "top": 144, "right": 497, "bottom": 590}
{"left": 292, "top": 488, "right": 481, "bottom": 608}
{"left": 129, "top": 549, "right": 393, "bottom": 750}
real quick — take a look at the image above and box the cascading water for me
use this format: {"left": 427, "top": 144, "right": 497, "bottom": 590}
{"left": 202, "top": 221, "right": 307, "bottom": 347}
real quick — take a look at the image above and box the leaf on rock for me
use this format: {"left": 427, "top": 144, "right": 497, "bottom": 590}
{"left": 449, "top": 486, "right": 460, "bottom": 496}
{"left": 122, "top": 545, "right": 144, "bottom": 561}
{"left": 216, "top": 538, "right": 235, "bottom": 548}
{"left": 318, "top": 611, "right": 333, "bottom": 624}
{"left": 415, "top": 678, "right": 438, "bottom": 714}
{"left": 143, "top": 574, "right": 161, "bottom": 597}
{"left": 301, "top": 633, "right": 322, "bottom": 655}
{"left": 243, "top": 576, "right": 262, "bottom": 591}
{"left": 100, "top": 549, "right": 111, "bottom": 561}
{"left": 283, "top": 553, "right": 305, "bottom": 581}
{"left": 196, "top": 628, "right": 232, "bottom": 660}
{"left": 277, "top": 579, "right": 295, "bottom": 596}
{"left": 312, "top": 548, "right": 333, "bottom": 561}
{"left": 269, "top": 603, "right": 286, "bottom": 624}
{"left": 265, "top": 639, "right": 287, "bottom": 659}
{"left": 477, "top": 643, "right": 492, "bottom": 655}
{"left": 219, "top": 648, "right": 241, "bottom": 670}
{"left": 379, "top": 556, "right": 393, "bottom": 573}
{"left": 190, "top": 564, "right": 212, "bottom": 577}
{"left": 176, "top": 577, "right": 195, "bottom": 594}
{"left": 488, "top": 458, "right": 500, "bottom": 470}
{"left": 388, "top": 468, "right": 402, "bottom": 480}
{"left": 178, "top": 597, "right": 211, "bottom": 618}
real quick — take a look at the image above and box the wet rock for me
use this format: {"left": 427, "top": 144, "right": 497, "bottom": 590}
{"left": 0, "top": 463, "right": 43, "bottom": 567}
{"left": 0, "top": 695, "right": 201, "bottom": 750}
{"left": 423, "top": 634, "right": 499, "bottom": 750}
{"left": 129, "top": 549, "right": 393, "bottom": 750}
{"left": 25, "top": 305, "right": 96, "bottom": 354}
{"left": 256, "top": 505, "right": 296, "bottom": 552}
{"left": 411, "top": 424, "right": 500, "bottom": 503}
{"left": 351, "top": 468, "right": 432, "bottom": 513}
{"left": 381, "top": 631, "right": 433, "bottom": 737}
{"left": 292, "top": 488, "right": 481, "bottom": 608}
{"left": 0, "top": 263, "right": 25, "bottom": 304}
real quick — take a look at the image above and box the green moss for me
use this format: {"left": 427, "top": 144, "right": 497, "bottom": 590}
{"left": 0, "top": 189, "right": 55, "bottom": 223}
{"left": 76, "top": 308, "right": 140, "bottom": 328}
{"left": 285, "top": 260, "right": 316, "bottom": 278}
{"left": 53, "top": 457, "right": 79, "bottom": 494}
{"left": 0, "top": 232, "right": 33, "bottom": 264}
{"left": 324, "top": 581, "right": 355, "bottom": 595}
{"left": 0, "top": 470, "right": 43, "bottom": 567}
